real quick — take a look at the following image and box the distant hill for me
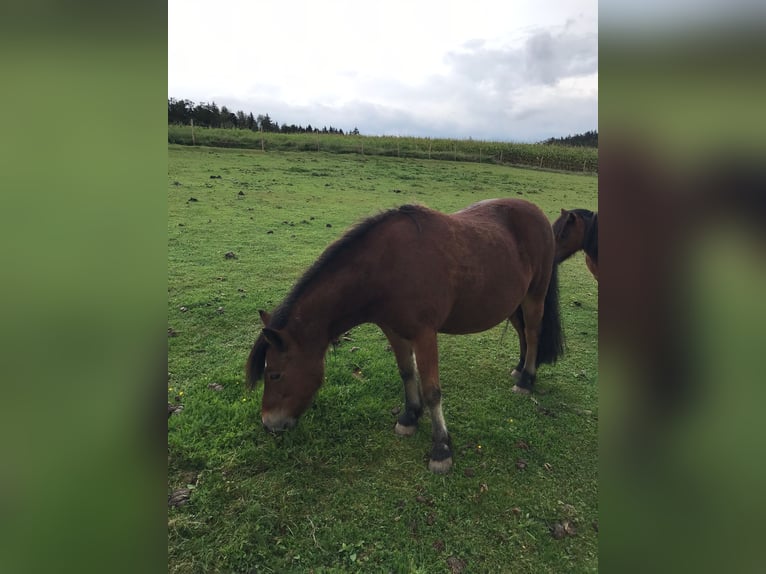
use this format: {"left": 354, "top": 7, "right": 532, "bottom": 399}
{"left": 542, "top": 130, "right": 598, "bottom": 148}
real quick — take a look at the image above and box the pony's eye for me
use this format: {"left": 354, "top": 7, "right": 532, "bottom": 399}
{"left": 269, "top": 373, "right": 282, "bottom": 381}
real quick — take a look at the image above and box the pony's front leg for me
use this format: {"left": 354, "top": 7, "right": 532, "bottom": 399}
{"left": 382, "top": 329, "right": 422, "bottom": 436}
{"left": 413, "top": 332, "right": 452, "bottom": 474}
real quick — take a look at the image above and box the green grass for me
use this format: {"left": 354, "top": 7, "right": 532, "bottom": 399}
{"left": 168, "top": 125, "right": 599, "bottom": 174}
{"left": 168, "top": 144, "right": 598, "bottom": 573}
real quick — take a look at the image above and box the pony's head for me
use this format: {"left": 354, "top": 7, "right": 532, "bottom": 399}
{"left": 245, "top": 310, "right": 325, "bottom": 432}
{"left": 552, "top": 208, "right": 590, "bottom": 263}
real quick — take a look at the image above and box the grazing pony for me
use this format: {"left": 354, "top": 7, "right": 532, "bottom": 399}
{"left": 246, "top": 198, "right": 564, "bottom": 473}
{"left": 552, "top": 208, "right": 599, "bottom": 281}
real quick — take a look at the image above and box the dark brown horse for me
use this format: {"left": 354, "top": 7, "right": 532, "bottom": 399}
{"left": 553, "top": 208, "right": 598, "bottom": 281}
{"left": 246, "top": 198, "right": 564, "bottom": 473}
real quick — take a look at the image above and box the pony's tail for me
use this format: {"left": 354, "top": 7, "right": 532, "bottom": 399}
{"left": 536, "top": 263, "right": 565, "bottom": 365}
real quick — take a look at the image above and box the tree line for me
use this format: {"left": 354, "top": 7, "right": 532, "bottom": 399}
{"left": 542, "top": 130, "right": 598, "bottom": 148}
{"left": 168, "top": 98, "right": 358, "bottom": 136}
{"left": 170, "top": 98, "right": 596, "bottom": 145}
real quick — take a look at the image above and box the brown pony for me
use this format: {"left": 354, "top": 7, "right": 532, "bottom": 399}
{"left": 246, "top": 198, "right": 564, "bottom": 473}
{"left": 552, "top": 208, "right": 598, "bottom": 281}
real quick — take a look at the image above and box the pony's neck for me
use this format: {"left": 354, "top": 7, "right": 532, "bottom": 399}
{"left": 283, "top": 262, "right": 374, "bottom": 349}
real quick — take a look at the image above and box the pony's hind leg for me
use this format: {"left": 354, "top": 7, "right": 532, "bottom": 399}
{"left": 509, "top": 309, "right": 527, "bottom": 382}
{"left": 412, "top": 331, "right": 452, "bottom": 474}
{"left": 585, "top": 253, "right": 599, "bottom": 281}
{"left": 382, "top": 328, "right": 422, "bottom": 437}
{"left": 512, "top": 298, "right": 544, "bottom": 395}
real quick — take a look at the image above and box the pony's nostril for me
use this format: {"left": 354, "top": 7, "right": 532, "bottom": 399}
{"left": 262, "top": 417, "right": 294, "bottom": 433}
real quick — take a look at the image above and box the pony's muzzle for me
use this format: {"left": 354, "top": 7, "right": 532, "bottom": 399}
{"left": 262, "top": 412, "right": 297, "bottom": 432}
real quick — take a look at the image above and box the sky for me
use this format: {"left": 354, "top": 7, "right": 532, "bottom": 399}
{"left": 168, "top": 0, "right": 597, "bottom": 143}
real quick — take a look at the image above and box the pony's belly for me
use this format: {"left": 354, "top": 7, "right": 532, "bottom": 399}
{"left": 437, "top": 270, "right": 526, "bottom": 334}
{"left": 438, "top": 300, "right": 517, "bottom": 335}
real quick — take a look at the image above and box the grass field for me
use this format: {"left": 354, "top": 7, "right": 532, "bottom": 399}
{"left": 168, "top": 125, "right": 599, "bottom": 174}
{"left": 168, "top": 144, "right": 598, "bottom": 573}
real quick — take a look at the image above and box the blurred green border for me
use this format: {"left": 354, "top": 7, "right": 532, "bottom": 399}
{"left": 600, "top": 16, "right": 766, "bottom": 573}
{"left": 0, "top": 4, "right": 168, "bottom": 573}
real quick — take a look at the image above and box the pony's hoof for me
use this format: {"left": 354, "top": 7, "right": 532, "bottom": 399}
{"left": 428, "top": 457, "right": 453, "bottom": 474}
{"left": 394, "top": 422, "right": 417, "bottom": 436}
{"left": 510, "top": 369, "right": 522, "bottom": 381}
{"left": 512, "top": 384, "right": 531, "bottom": 395}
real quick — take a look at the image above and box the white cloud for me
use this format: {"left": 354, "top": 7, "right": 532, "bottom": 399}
{"left": 169, "top": 0, "right": 597, "bottom": 142}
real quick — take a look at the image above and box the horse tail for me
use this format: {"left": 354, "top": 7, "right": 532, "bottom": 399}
{"left": 536, "top": 262, "right": 565, "bottom": 365}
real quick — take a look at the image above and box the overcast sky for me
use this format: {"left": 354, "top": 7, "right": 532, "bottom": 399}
{"left": 168, "top": 0, "right": 597, "bottom": 142}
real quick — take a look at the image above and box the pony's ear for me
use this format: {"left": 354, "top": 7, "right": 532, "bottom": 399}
{"left": 262, "top": 328, "right": 287, "bottom": 352}
{"left": 567, "top": 212, "right": 577, "bottom": 224}
{"left": 258, "top": 309, "right": 271, "bottom": 326}
{"left": 560, "top": 208, "right": 567, "bottom": 216}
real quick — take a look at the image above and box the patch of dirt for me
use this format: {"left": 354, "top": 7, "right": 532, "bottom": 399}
{"left": 551, "top": 520, "right": 577, "bottom": 539}
{"left": 446, "top": 556, "right": 467, "bottom": 573}
{"left": 168, "top": 488, "right": 191, "bottom": 507}
{"left": 415, "top": 494, "right": 434, "bottom": 507}
{"left": 168, "top": 403, "right": 184, "bottom": 418}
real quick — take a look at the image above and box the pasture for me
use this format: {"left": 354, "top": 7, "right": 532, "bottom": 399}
{"left": 168, "top": 144, "right": 598, "bottom": 573}
{"left": 168, "top": 125, "right": 599, "bottom": 174}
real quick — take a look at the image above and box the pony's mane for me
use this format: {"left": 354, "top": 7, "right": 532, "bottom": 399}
{"left": 268, "top": 204, "right": 425, "bottom": 330}
{"left": 583, "top": 212, "right": 598, "bottom": 262}
{"left": 568, "top": 208, "right": 595, "bottom": 219}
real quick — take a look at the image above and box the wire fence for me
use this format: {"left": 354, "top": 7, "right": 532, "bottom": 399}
{"left": 168, "top": 125, "right": 598, "bottom": 174}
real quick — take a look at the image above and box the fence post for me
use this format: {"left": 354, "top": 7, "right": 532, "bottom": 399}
{"left": 190, "top": 118, "right": 195, "bottom": 146}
